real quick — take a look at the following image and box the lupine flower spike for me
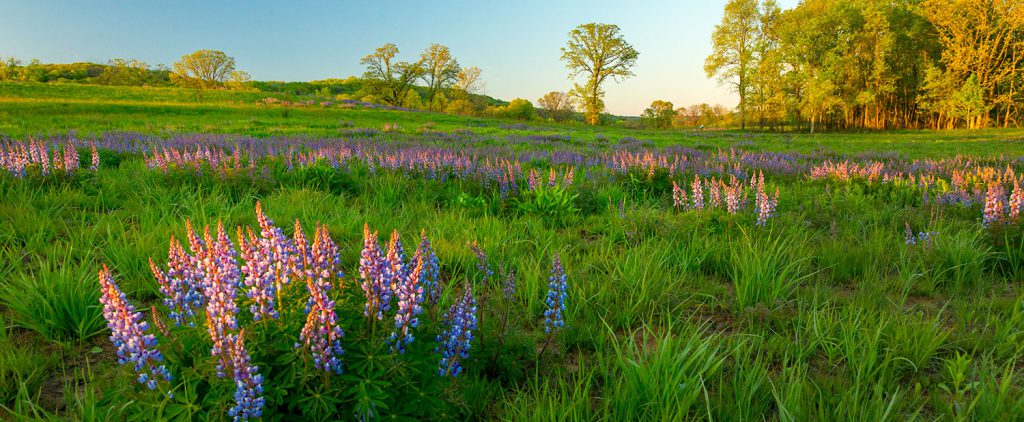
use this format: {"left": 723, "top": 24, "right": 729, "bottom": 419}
{"left": 98, "top": 265, "right": 172, "bottom": 390}
{"left": 543, "top": 253, "right": 568, "bottom": 334}
{"left": 227, "top": 330, "right": 265, "bottom": 421}
{"left": 298, "top": 224, "right": 345, "bottom": 374}
{"left": 436, "top": 285, "right": 478, "bottom": 377}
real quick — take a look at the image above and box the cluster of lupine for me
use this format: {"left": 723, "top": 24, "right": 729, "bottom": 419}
{"left": 982, "top": 179, "right": 1024, "bottom": 227}
{"left": 670, "top": 173, "right": 778, "bottom": 224}
{"left": 752, "top": 171, "right": 780, "bottom": 226}
{"left": 98, "top": 265, "right": 172, "bottom": 390}
{"left": 809, "top": 160, "right": 887, "bottom": 182}
{"left": 296, "top": 223, "right": 346, "bottom": 374}
{"left": 905, "top": 223, "right": 937, "bottom": 248}
{"left": 238, "top": 202, "right": 299, "bottom": 321}
{"left": 436, "top": 286, "right": 478, "bottom": 377}
{"left": 149, "top": 237, "right": 204, "bottom": 327}
{"left": 543, "top": 254, "right": 568, "bottom": 334}
{"left": 358, "top": 225, "right": 439, "bottom": 354}
{"left": 0, "top": 139, "right": 99, "bottom": 177}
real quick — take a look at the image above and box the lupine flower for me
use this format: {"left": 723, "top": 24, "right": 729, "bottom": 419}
{"left": 548, "top": 167, "right": 557, "bottom": 187}
{"left": 98, "top": 265, "right": 172, "bottom": 390}
{"left": 984, "top": 181, "right": 1006, "bottom": 227}
{"left": 468, "top": 240, "right": 492, "bottom": 283}
{"left": 502, "top": 266, "right": 516, "bottom": 300}
{"left": 672, "top": 181, "right": 687, "bottom": 209}
{"left": 691, "top": 175, "right": 704, "bottom": 210}
{"left": 227, "top": 330, "right": 265, "bottom": 421}
{"left": 150, "top": 236, "right": 204, "bottom": 327}
{"left": 1009, "top": 179, "right": 1024, "bottom": 221}
{"left": 238, "top": 226, "right": 278, "bottom": 321}
{"left": 195, "top": 223, "right": 241, "bottom": 377}
{"left": 384, "top": 230, "right": 406, "bottom": 300}
{"left": 436, "top": 286, "right": 478, "bottom": 377}
{"left": 239, "top": 204, "right": 296, "bottom": 321}
{"left": 528, "top": 168, "right": 540, "bottom": 191}
{"left": 298, "top": 224, "right": 346, "bottom": 374}
{"left": 390, "top": 252, "right": 425, "bottom": 354}
{"left": 543, "top": 253, "right": 568, "bottom": 334}
{"left": 359, "top": 224, "right": 391, "bottom": 320}
{"left": 292, "top": 220, "right": 312, "bottom": 279}
{"left": 412, "top": 230, "right": 441, "bottom": 305}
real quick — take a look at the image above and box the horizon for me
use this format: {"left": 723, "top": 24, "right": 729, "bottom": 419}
{"left": 0, "top": 0, "right": 799, "bottom": 116}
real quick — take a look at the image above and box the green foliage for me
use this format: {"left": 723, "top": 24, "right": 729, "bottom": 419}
{"left": 728, "top": 228, "right": 809, "bottom": 309}
{"left": 0, "top": 252, "right": 105, "bottom": 343}
{"left": 597, "top": 323, "right": 724, "bottom": 419}
{"left": 516, "top": 186, "right": 579, "bottom": 225}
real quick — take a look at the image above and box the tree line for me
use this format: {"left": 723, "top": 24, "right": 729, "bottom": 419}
{"left": 705, "top": 0, "right": 1024, "bottom": 131}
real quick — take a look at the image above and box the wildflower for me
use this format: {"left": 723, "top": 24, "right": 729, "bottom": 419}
{"left": 691, "top": 175, "right": 704, "bottom": 210}
{"left": 390, "top": 252, "right": 425, "bottom": 354}
{"left": 905, "top": 222, "right": 916, "bottom": 245}
{"left": 1009, "top": 179, "right": 1024, "bottom": 221}
{"left": 359, "top": 224, "right": 390, "bottom": 320}
{"left": 98, "top": 265, "right": 172, "bottom": 390}
{"left": 983, "top": 181, "right": 1006, "bottom": 227}
{"left": 384, "top": 229, "right": 406, "bottom": 297}
{"left": 150, "top": 236, "right": 204, "bottom": 327}
{"left": 436, "top": 285, "right": 478, "bottom": 377}
{"left": 226, "top": 330, "right": 265, "bottom": 421}
{"left": 543, "top": 253, "right": 568, "bottom": 334}
{"left": 468, "top": 240, "right": 492, "bottom": 283}
{"left": 89, "top": 141, "right": 100, "bottom": 171}
{"left": 298, "top": 225, "right": 345, "bottom": 374}
{"left": 528, "top": 168, "right": 540, "bottom": 191}
{"left": 502, "top": 266, "right": 516, "bottom": 300}
{"left": 412, "top": 230, "right": 441, "bottom": 305}
{"left": 197, "top": 224, "right": 241, "bottom": 377}
{"left": 672, "top": 180, "right": 687, "bottom": 209}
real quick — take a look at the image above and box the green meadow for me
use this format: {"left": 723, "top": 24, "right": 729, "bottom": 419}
{"left": 2, "top": 83, "right": 1024, "bottom": 421}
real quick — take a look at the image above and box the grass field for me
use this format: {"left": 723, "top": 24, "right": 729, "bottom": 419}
{"left": 2, "top": 83, "right": 1024, "bottom": 420}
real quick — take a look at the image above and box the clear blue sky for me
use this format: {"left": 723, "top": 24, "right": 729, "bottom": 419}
{"left": 0, "top": 0, "right": 798, "bottom": 116}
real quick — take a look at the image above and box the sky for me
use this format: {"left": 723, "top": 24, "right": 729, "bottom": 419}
{"left": 0, "top": 0, "right": 799, "bottom": 116}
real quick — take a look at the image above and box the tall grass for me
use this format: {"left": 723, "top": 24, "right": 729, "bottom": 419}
{"left": 0, "top": 250, "right": 105, "bottom": 343}
{"left": 729, "top": 228, "right": 809, "bottom": 309}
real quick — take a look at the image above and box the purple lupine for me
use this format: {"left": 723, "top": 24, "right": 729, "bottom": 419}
{"left": 195, "top": 223, "right": 241, "bottom": 377}
{"left": 984, "top": 181, "right": 1006, "bottom": 227}
{"left": 413, "top": 230, "right": 441, "bottom": 305}
{"left": 239, "top": 203, "right": 296, "bottom": 321}
{"left": 384, "top": 230, "right": 407, "bottom": 293}
{"left": 691, "top": 175, "right": 704, "bottom": 210}
{"left": 238, "top": 226, "right": 278, "bottom": 321}
{"left": 672, "top": 180, "right": 687, "bottom": 209}
{"left": 502, "top": 266, "right": 516, "bottom": 300}
{"left": 150, "top": 237, "right": 204, "bottom": 327}
{"left": 292, "top": 219, "right": 312, "bottom": 279}
{"left": 468, "top": 240, "right": 492, "bottom": 283}
{"left": 227, "top": 330, "right": 265, "bottom": 421}
{"left": 255, "top": 202, "right": 298, "bottom": 301}
{"left": 543, "top": 253, "right": 568, "bottom": 334}
{"left": 436, "top": 285, "right": 478, "bottom": 377}
{"left": 359, "top": 223, "right": 390, "bottom": 320}
{"left": 390, "top": 253, "right": 425, "bottom": 354}
{"left": 98, "top": 265, "right": 172, "bottom": 390}
{"left": 1009, "top": 179, "right": 1024, "bottom": 221}
{"left": 298, "top": 224, "right": 345, "bottom": 374}
{"left": 905, "top": 223, "right": 916, "bottom": 246}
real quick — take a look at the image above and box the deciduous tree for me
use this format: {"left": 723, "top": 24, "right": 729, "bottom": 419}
{"left": 360, "top": 44, "right": 426, "bottom": 107}
{"left": 560, "top": 23, "right": 639, "bottom": 125}
{"left": 537, "top": 91, "right": 575, "bottom": 122}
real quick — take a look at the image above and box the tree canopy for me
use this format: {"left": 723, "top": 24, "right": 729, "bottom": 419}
{"left": 561, "top": 23, "right": 639, "bottom": 125}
